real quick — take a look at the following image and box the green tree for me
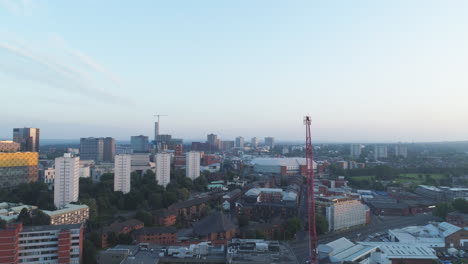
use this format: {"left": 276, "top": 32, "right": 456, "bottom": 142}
{"left": 316, "top": 215, "right": 329, "bottom": 235}
{"left": 32, "top": 210, "right": 50, "bottom": 225}
{"left": 238, "top": 214, "right": 249, "bottom": 227}
{"left": 135, "top": 210, "right": 153, "bottom": 227}
{"left": 284, "top": 217, "right": 302, "bottom": 240}
{"left": 433, "top": 202, "right": 454, "bottom": 219}
{"left": 17, "top": 208, "right": 32, "bottom": 225}
{"left": 83, "top": 239, "right": 98, "bottom": 264}
{"left": 453, "top": 198, "right": 468, "bottom": 213}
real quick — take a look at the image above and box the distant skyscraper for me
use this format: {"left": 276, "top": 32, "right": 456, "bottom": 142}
{"left": 175, "top": 144, "right": 183, "bottom": 156}
{"left": 80, "top": 137, "right": 115, "bottom": 162}
{"left": 103, "top": 137, "right": 115, "bottom": 162}
{"left": 131, "top": 135, "right": 149, "bottom": 152}
{"left": 235, "top": 137, "right": 244, "bottom": 148}
{"left": 264, "top": 137, "right": 275, "bottom": 149}
{"left": 13, "top": 127, "right": 40, "bottom": 152}
{"left": 220, "top": 140, "right": 235, "bottom": 151}
{"left": 156, "top": 153, "right": 171, "bottom": 187}
{"left": 154, "top": 122, "right": 159, "bottom": 142}
{"left": 80, "top": 138, "right": 104, "bottom": 162}
{"left": 251, "top": 137, "right": 259, "bottom": 148}
{"left": 350, "top": 144, "right": 362, "bottom": 158}
{"left": 374, "top": 145, "right": 388, "bottom": 160}
{"left": 207, "top": 134, "right": 219, "bottom": 151}
{"left": 114, "top": 154, "right": 131, "bottom": 194}
{"left": 395, "top": 143, "right": 408, "bottom": 158}
{"left": 186, "top": 151, "right": 200, "bottom": 180}
{"left": 54, "top": 153, "right": 79, "bottom": 208}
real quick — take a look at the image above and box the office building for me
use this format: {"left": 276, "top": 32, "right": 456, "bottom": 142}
{"left": 114, "top": 154, "right": 131, "bottom": 194}
{"left": 316, "top": 196, "right": 370, "bottom": 232}
{"left": 395, "top": 143, "right": 408, "bottom": 158}
{"left": 54, "top": 154, "right": 80, "bottom": 209}
{"left": 12, "top": 127, "right": 40, "bottom": 152}
{"left": 207, "top": 133, "right": 219, "bottom": 151}
{"left": 156, "top": 152, "right": 171, "bottom": 187}
{"left": 221, "top": 140, "right": 235, "bottom": 151}
{"left": 131, "top": 135, "right": 149, "bottom": 152}
{"left": 350, "top": 143, "right": 362, "bottom": 158}
{"left": 0, "top": 222, "right": 83, "bottom": 264}
{"left": 80, "top": 137, "right": 115, "bottom": 162}
{"left": 186, "top": 151, "right": 201, "bottom": 180}
{"left": 264, "top": 136, "right": 275, "bottom": 149}
{"left": 0, "top": 141, "right": 20, "bottom": 152}
{"left": 103, "top": 137, "right": 115, "bottom": 162}
{"left": 374, "top": 145, "right": 388, "bottom": 159}
{"left": 0, "top": 152, "right": 38, "bottom": 188}
{"left": 235, "top": 136, "right": 244, "bottom": 148}
{"left": 41, "top": 167, "right": 55, "bottom": 186}
{"left": 43, "top": 203, "right": 89, "bottom": 225}
{"left": 251, "top": 137, "right": 258, "bottom": 148}
{"left": 80, "top": 137, "right": 104, "bottom": 161}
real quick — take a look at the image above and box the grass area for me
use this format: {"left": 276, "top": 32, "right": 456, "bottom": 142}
{"left": 350, "top": 175, "right": 375, "bottom": 181}
{"left": 349, "top": 173, "right": 446, "bottom": 184}
{"left": 395, "top": 173, "right": 445, "bottom": 184}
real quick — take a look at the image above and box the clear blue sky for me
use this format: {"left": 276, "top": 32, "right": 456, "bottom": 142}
{"left": 1, "top": 0, "right": 468, "bottom": 142}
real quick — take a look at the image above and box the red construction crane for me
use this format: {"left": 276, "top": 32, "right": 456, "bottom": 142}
{"left": 304, "top": 116, "right": 318, "bottom": 264}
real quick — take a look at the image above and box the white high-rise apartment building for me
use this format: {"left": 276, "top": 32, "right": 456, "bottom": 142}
{"left": 54, "top": 153, "right": 80, "bottom": 209}
{"left": 186, "top": 151, "right": 201, "bottom": 180}
{"left": 395, "top": 143, "right": 408, "bottom": 158}
{"left": 251, "top": 137, "right": 259, "bottom": 148}
{"left": 374, "top": 145, "right": 388, "bottom": 159}
{"left": 156, "top": 152, "right": 171, "bottom": 187}
{"left": 350, "top": 144, "right": 362, "bottom": 158}
{"left": 114, "top": 154, "right": 131, "bottom": 194}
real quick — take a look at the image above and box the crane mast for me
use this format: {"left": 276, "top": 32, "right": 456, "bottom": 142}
{"left": 304, "top": 116, "right": 317, "bottom": 264}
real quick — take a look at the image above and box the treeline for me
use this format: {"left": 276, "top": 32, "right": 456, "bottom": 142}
{"left": 434, "top": 198, "right": 468, "bottom": 219}
{"left": 79, "top": 169, "right": 209, "bottom": 229}
{"left": 0, "top": 181, "right": 55, "bottom": 210}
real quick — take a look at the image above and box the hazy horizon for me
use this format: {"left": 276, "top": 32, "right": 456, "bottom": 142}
{"left": 2, "top": 1, "right": 468, "bottom": 142}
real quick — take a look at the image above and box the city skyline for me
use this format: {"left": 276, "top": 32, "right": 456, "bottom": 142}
{"left": 2, "top": 1, "right": 468, "bottom": 141}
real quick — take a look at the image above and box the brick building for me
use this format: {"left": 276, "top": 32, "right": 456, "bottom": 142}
{"left": 168, "top": 197, "right": 209, "bottom": 220}
{"left": 0, "top": 222, "right": 83, "bottom": 264}
{"left": 133, "top": 226, "right": 177, "bottom": 245}
{"left": 193, "top": 212, "right": 238, "bottom": 245}
{"left": 101, "top": 219, "right": 144, "bottom": 248}
{"left": 153, "top": 209, "right": 177, "bottom": 226}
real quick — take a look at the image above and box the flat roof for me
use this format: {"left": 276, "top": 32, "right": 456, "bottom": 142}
{"left": 359, "top": 242, "right": 437, "bottom": 259}
{"left": 43, "top": 203, "right": 89, "bottom": 216}
{"left": 22, "top": 223, "right": 82, "bottom": 232}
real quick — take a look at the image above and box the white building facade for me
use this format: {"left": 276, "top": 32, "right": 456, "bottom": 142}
{"left": 186, "top": 151, "right": 201, "bottom": 180}
{"left": 156, "top": 153, "right": 171, "bottom": 187}
{"left": 54, "top": 154, "right": 80, "bottom": 209}
{"left": 350, "top": 144, "right": 362, "bottom": 158}
{"left": 114, "top": 154, "right": 131, "bottom": 194}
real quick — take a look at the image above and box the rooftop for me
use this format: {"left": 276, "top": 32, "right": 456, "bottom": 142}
{"left": 133, "top": 226, "right": 177, "bottom": 236}
{"left": 227, "top": 239, "right": 298, "bottom": 264}
{"left": 43, "top": 203, "right": 89, "bottom": 216}
{"left": 22, "top": 223, "right": 82, "bottom": 232}
{"left": 359, "top": 242, "right": 438, "bottom": 260}
{"left": 193, "top": 211, "right": 237, "bottom": 236}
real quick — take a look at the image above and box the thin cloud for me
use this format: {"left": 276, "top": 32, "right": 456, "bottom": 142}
{"left": 0, "top": 0, "right": 34, "bottom": 15}
{"left": 0, "top": 40, "right": 133, "bottom": 105}
{"left": 68, "top": 49, "right": 123, "bottom": 85}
